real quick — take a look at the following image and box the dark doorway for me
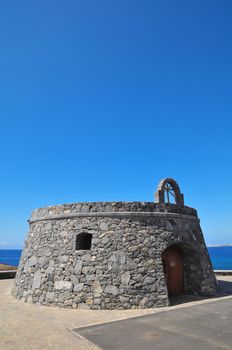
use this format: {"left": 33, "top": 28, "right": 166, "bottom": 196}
{"left": 162, "top": 245, "right": 184, "bottom": 296}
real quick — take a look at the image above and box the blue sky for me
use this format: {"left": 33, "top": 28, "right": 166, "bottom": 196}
{"left": 0, "top": 0, "right": 231, "bottom": 248}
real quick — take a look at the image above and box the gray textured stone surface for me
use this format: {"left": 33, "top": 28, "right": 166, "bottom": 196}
{"left": 74, "top": 283, "right": 84, "bottom": 292}
{"left": 54, "top": 281, "right": 73, "bottom": 291}
{"left": 13, "top": 201, "right": 217, "bottom": 309}
{"left": 32, "top": 270, "right": 41, "bottom": 290}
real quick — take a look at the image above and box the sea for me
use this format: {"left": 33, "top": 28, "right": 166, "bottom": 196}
{"left": 0, "top": 246, "right": 232, "bottom": 270}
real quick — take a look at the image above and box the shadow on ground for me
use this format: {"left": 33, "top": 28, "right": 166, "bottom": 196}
{"left": 170, "top": 278, "right": 232, "bottom": 306}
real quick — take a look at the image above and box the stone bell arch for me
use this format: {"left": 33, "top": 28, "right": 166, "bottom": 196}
{"left": 155, "top": 178, "right": 184, "bottom": 206}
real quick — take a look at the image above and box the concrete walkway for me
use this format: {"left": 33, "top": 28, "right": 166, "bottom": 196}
{"left": 74, "top": 297, "right": 232, "bottom": 350}
{"left": 0, "top": 277, "right": 232, "bottom": 350}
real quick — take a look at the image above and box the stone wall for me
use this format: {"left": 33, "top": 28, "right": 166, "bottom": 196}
{"left": 12, "top": 202, "right": 217, "bottom": 309}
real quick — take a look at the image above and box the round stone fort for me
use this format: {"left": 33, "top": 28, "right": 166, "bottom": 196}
{"left": 13, "top": 178, "right": 217, "bottom": 309}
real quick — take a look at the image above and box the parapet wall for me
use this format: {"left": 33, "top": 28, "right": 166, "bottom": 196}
{"left": 30, "top": 202, "right": 198, "bottom": 220}
{"left": 13, "top": 202, "right": 217, "bottom": 309}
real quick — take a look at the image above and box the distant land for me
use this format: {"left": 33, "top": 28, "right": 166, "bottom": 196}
{"left": 207, "top": 244, "right": 232, "bottom": 247}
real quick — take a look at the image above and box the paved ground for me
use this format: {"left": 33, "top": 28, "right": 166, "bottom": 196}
{"left": 0, "top": 277, "right": 232, "bottom": 350}
{"left": 74, "top": 297, "right": 232, "bottom": 350}
{"left": 0, "top": 280, "right": 162, "bottom": 350}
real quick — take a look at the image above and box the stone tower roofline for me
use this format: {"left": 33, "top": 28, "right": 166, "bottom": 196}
{"left": 28, "top": 201, "right": 197, "bottom": 224}
{"left": 155, "top": 178, "right": 184, "bottom": 206}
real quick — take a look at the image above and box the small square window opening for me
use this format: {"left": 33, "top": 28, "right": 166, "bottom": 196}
{"left": 75, "top": 233, "right": 92, "bottom": 250}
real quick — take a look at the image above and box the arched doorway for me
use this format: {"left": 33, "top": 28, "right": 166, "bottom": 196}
{"left": 162, "top": 245, "right": 184, "bottom": 296}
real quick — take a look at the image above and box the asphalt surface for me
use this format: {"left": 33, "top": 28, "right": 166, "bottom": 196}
{"left": 73, "top": 297, "right": 232, "bottom": 350}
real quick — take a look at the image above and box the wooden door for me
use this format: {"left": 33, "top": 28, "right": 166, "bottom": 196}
{"left": 162, "top": 245, "right": 184, "bottom": 296}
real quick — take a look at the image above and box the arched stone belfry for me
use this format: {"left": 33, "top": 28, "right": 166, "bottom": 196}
{"left": 13, "top": 178, "right": 217, "bottom": 310}
{"left": 155, "top": 178, "right": 184, "bottom": 206}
